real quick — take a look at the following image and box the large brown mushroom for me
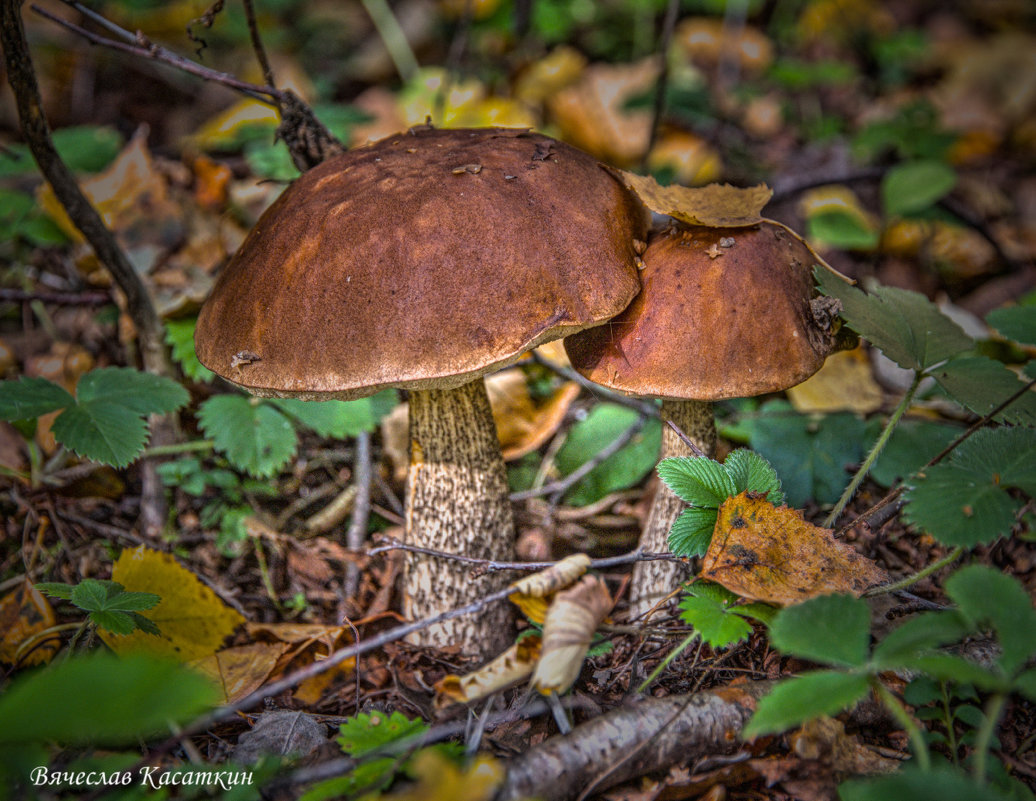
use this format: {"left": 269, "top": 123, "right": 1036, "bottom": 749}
{"left": 564, "top": 222, "right": 852, "bottom": 618}
{"left": 195, "top": 127, "right": 647, "bottom": 656}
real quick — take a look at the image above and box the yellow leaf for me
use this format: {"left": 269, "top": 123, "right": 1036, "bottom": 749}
{"left": 702, "top": 493, "right": 888, "bottom": 606}
{"left": 613, "top": 172, "right": 772, "bottom": 227}
{"left": 100, "top": 546, "right": 244, "bottom": 661}
{"left": 674, "top": 17, "right": 774, "bottom": 74}
{"left": 381, "top": 751, "right": 503, "bottom": 801}
{"left": 513, "top": 46, "right": 587, "bottom": 106}
{"left": 190, "top": 642, "right": 287, "bottom": 704}
{"left": 435, "top": 635, "right": 542, "bottom": 708}
{"left": 0, "top": 579, "right": 58, "bottom": 666}
{"left": 531, "top": 574, "right": 613, "bottom": 695}
{"left": 787, "top": 347, "right": 884, "bottom": 414}
{"left": 191, "top": 99, "right": 280, "bottom": 150}
{"left": 508, "top": 554, "right": 592, "bottom": 624}
{"left": 647, "top": 131, "right": 723, "bottom": 187}
{"left": 487, "top": 371, "right": 581, "bottom": 461}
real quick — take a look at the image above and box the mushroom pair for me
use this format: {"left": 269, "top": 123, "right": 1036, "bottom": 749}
{"left": 565, "top": 222, "right": 853, "bottom": 617}
{"left": 195, "top": 127, "right": 647, "bottom": 657}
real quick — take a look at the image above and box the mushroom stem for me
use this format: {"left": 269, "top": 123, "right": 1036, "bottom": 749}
{"left": 628, "top": 398, "right": 716, "bottom": 620}
{"left": 405, "top": 380, "right": 516, "bottom": 656}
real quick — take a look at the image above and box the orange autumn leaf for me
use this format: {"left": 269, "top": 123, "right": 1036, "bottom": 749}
{"left": 612, "top": 172, "right": 772, "bottom": 228}
{"left": 0, "top": 579, "right": 58, "bottom": 666}
{"left": 702, "top": 492, "right": 888, "bottom": 606}
{"left": 246, "top": 621, "right": 357, "bottom": 704}
{"left": 190, "top": 642, "right": 288, "bottom": 704}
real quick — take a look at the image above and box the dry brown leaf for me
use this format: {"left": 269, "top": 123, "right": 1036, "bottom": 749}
{"left": 247, "top": 621, "right": 357, "bottom": 704}
{"left": 702, "top": 492, "right": 888, "bottom": 605}
{"left": 489, "top": 371, "right": 582, "bottom": 461}
{"left": 787, "top": 347, "right": 884, "bottom": 414}
{"left": 791, "top": 716, "right": 900, "bottom": 775}
{"left": 613, "top": 171, "right": 771, "bottom": 227}
{"left": 509, "top": 553, "right": 592, "bottom": 624}
{"left": 531, "top": 574, "right": 613, "bottom": 695}
{"left": 0, "top": 579, "right": 58, "bottom": 666}
{"left": 435, "top": 634, "right": 542, "bottom": 708}
{"left": 190, "top": 642, "right": 288, "bottom": 704}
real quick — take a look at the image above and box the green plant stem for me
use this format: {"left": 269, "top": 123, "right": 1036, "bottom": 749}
{"left": 972, "top": 693, "right": 1006, "bottom": 783}
{"left": 637, "top": 631, "right": 699, "bottom": 692}
{"left": 864, "top": 547, "right": 963, "bottom": 596}
{"left": 361, "top": 0, "right": 419, "bottom": 83}
{"left": 253, "top": 537, "right": 282, "bottom": 613}
{"left": 824, "top": 371, "right": 923, "bottom": 528}
{"left": 940, "top": 683, "right": 960, "bottom": 766}
{"left": 140, "top": 440, "right": 214, "bottom": 458}
{"left": 871, "top": 678, "right": 931, "bottom": 771}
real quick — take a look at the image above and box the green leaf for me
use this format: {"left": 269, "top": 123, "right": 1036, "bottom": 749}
{"left": 165, "top": 318, "right": 215, "bottom": 383}
{"left": 906, "top": 654, "right": 1007, "bottom": 691}
{"left": 815, "top": 268, "right": 972, "bottom": 371}
{"left": 0, "top": 126, "right": 123, "bottom": 177}
{"left": 1015, "top": 669, "right": 1036, "bottom": 701}
{"left": 743, "top": 400, "right": 868, "bottom": 506}
{"left": 272, "top": 390, "right": 398, "bottom": 438}
{"left": 554, "top": 404, "right": 662, "bottom": 506}
{"left": 0, "top": 652, "right": 217, "bottom": 746}
{"left": 723, "top": 449, "right": 785, "bottom": 505}
{"left": 657, "top": 456, "right": 736, "bottom": 507}
{"left": 34, "top": 582, "right": 74, "bottom": 600}
{"left": 902, "top": 676, "right": 942, "bottom": 707}
{"left": 668, "top": 506, "right": 718, "bottom": 557}
{"left": 950, "top": 427, "right": 1036, "bottom": 496}
{"left": 882, "top": 160, "right": 956, "bottom": 217}
{"left": 930, "top": 356, "right": 1036, "bottom": 426}
{"left": 871, "top": 611, "right": 970, "bottom": 667}
{"left": 127, "top": 612, "right": 161, "bottom": 636}
{"left": 75, "top": 367, "right": 189, "bottom": 416}
{"left": 806, "top": 209, "right": 880, "bottom": 251}
{"left": 743, "top": 671, "right": 870, "bottom": 738}
{"left": 89, "top": 610, "right": 137, "bottom": 636}
{"left": 52, "top": 401, "right": 149, "bottom": 468}
{"left": 945, "top": 565, "right": 1036, "bottom": 674}
{"left": 769, "top": 594, "right": 870, "bottom": 667}
{"left": 198, "top": 395, "right": 298, "bottom": 478}
{"left": 903, "top": 464, "right": 1017, "bottom": 547}
{"left": 104, "top": 590, "right": 161, "bottom": 612}
{"left": 840, "top": 764, "right": 1015, "bottom": 801}
{"left": 678, "top": 593, "right": 753, "bottom": 649}
{"left": 987, "top": 306, "right": 1036, "bottom": 347}
{"left": 337, "top": 710, "right": 428, "bottom": 759}
{"left": 0, "top": 376, "right": 73, "bottom": 420}
{"left": 70, "top": 578, "right": 114, "bottom": 611}
{"left": 870, "top": 419, "right": 960, "bottom": 488}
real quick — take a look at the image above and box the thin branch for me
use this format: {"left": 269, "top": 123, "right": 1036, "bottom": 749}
{"left": 665, "top": 420, "right": 708, "bottom": 458}
{"left": 0, "top": 288, "right": 111, "bottom": 305}
{"left": 531, "top": 352, "right": 660, "bottom": 418}
{"left": 241, "top": 0, "right": 275, "bottom": 89}
{"left": 366, "top": 541, "right": 685, "bottom": 571}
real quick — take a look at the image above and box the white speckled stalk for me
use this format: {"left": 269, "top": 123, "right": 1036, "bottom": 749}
{"left": 404, "top": 381, "right": 515, "bottom": 656}
{"left": 627, "top": 399, "right": 716, "bottom": 620}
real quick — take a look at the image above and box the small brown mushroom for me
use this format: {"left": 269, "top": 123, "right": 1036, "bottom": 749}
{"left": 195, "top": 127, "right": 647, "bottom": 657}
{"left": 564, "top": 222, "right": 854, "bottom": 618}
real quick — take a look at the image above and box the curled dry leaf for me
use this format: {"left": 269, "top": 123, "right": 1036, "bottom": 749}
{"left": 487, "top": 370, "right": 582, "bottom": 461}
{"left": 509, "top": 553, "right": 592, "bottom": 624}
{"left": 435, "top": 634, "right": 542, "bottom": 708}
{"left": 702, "top": 492, "right": 888, "bottom": 606}
{"left": 189, "top": 642, "right": 288, "bottom": 704}
{"left": 246, "top": 621, "right": 357, "bottom": 704}
{"left": 611, "top": 171, "right": 772, "bottom": 228}
{"left": 531, "top": 574, "right": 614, "bottom": 695}
{"left": 0, "top": 579, "right": 57, "bottom": 666}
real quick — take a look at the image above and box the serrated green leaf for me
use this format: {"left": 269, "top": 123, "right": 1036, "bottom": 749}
{"left": 870, "top": 419, "right": 960, "bottom": 488}
{"left": 931, "top": 356, "right": 1036, "bottom": 426}
{"left": 871, "top": 610, "right": 970, "bottom": 667}
{"left": 882, "top": 160, "right": 956, "bottom": 217}
{"left": 35, "top": 582, "right": 74, "bottom": 600}
{"left": 71, "top": 579, "right": 112, "bottom": 612}
{"left": 906, "top": 653, "right": 1007, "bottom": 691}
{"left": 75, "top": 367, "right": 189, "bottom": 416}
{"left": 986, "top": 306, "right": 1036, "bottom": 348}
{"left": 0, "top": 126, "right": 123, "bottom": 177}
{"left": 198, "top": 395, "right": 298, "bottom": 478}
{"left": 0, "top": 376, "right": 73, "bottom": 420}
{"left": 272, "top": 390, "right": 398, "bottom": 438}
{"left": 686, "top": 581, "right": 739, "bottom": 605}
{"left": 902, "top": 676, "right": 941, "bottom": 707}
{"left": 806, "top": 209, "right": 880, "bottom": 251}
{"left": 840, "top": 764, "right": 1014, "bottom": 801}
{"left": 0, "top": 651, "right": 217, "bottom": 746}
{"left": 668, "top": 506, "right": 718, "bottom": 557}
{"left": 657, "top": 456, "right": 736, "bottom": 507}
{"left": 104, "top": 590, "right": 161, "bottom": 612}
{"left": 816, "top": 268, "right": 972, "bottom": 371}
{"left": 743, "top": 671, "right": 870, "bottom": 738}
{"left": 555, "top": 404, "right": 662, "bottom": 506}
{"left": 127, "top": 612, "right": 161, "bottom": 635}
{"left": 678, "top": 594, "right": 753, "bottom": 648}
{"left": 769, "top": 594, "right": 870, "bottom": 667}
{"left": 165, "top": 318, "right": 215, "bottom": 383}
{"left": 743, "top": 400, "right": 868, "bottom": 506}
{"left": 1015, "top": 669, "right": 1036, "bottom": 701}
{"left": 734, "top": 602, "right": 778, "bottom": 625}
{"left": 950, "top": 427, "right": 1036, "bottom": 496}
{"left": 52, "top": 401, "right": 149, "bottom": 468}
{"left": 89, "top": 610, "right": 138, "bottom": 636}
{"left": 337, "top": 711, "right": 428, "bottom": 759}
{"left": 723, "top": 449, "right": 785, "bottom": 505}
{"left": 903, "top": 465, "right": 1019, "bottom": 547}
{"left": 945, "top": 565, "right": 1036, "bottom": 674}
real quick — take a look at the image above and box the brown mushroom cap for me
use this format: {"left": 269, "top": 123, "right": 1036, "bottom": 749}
{"left": 195, "top": 127, "right": 647, "bottom": 400}
{"left": 564, "top": 222, "right": 849, "bottom": 400}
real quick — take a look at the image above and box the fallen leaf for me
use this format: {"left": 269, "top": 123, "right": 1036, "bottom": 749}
{"left": 674, "top": 17, "right": 774, "bottom": 74}
{"left": 513, "top": 46, "right": 587, "bottom": 107}
{"left": 531, "top": 574, "right": 614, "bottom": 695}
{"left": 787, "top": 347, "right": 884, "bottom": 414}
{"left": 613, "top": 172, "right": 772, "bottom": 227}
{"left": 647, "top": 131, "right": 723, "bottom": 187}
{"left": 233, "top": 709, "right": 329, "bottom": 765}
{"left": 435, "top": 634, "right": 542, "bottom": 708}
{"left": 791, "top": 715, "right": 900, "bottom": 775}
{"left": 190, "top": 642, "right": 288, "bottom": 704}
{"left": 702, "top": 492, "right": 888, "bottom": 605}
{"left": 487, "top": 371, "right": 582, "bottom": 461}
{"left": 100, "top": 545, "right": 245, "bottom": 661}
{"left": 379, "top": 750, "right": 503, "bottom": 801}
{"left": 0, "top": 579, "right": 57, "bottom": 666}
{"left": 246, "top": 621, "right": 356, "bottom": 704}
{"left": 509, "top": 553, "right": 592, "bottom": 624}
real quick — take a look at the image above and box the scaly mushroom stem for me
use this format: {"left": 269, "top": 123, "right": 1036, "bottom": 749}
{"left": 405, "top": 380, "right": 516, "bottom": 656}
{"left": 628, "top": 398, "right": 716, "bottom": 620}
